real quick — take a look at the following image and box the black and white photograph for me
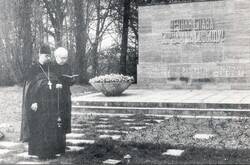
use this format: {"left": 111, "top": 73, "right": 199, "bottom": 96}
{"left": 1, "top": 0, "right": 250, "bottom": 164}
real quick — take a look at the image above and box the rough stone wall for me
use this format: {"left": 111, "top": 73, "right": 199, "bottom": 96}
{"left": 137, "top": 0, "right": 250, "bottom": 89}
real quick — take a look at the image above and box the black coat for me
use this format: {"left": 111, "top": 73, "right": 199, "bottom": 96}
{"left": 20, "top": 63, "right": 66, "bottom": 157}
{"left": 52, "top": 63, "right": 74, "bottom": 134}
{"left": 26, "top": 72, "right": 66, "bottom": 157}
{"left": 20, "top": 63, "right": 51, "bottom": 142}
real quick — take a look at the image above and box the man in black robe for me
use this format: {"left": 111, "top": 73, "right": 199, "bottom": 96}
{"left": 53, "top": 47, "right": 76, "bottom": 134}
{"left": 21, "top": 44, "right": 66, "bottom": 159}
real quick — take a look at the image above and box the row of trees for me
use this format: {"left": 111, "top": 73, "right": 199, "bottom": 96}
{"left": 139, "top": 0, "right": 217, "bottom": 5}
{"left": 0, "top": 0, "right": 138, "bottom": 86}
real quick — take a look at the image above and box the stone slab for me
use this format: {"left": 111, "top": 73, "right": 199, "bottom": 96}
{"left": 95, "top": 125, "right": 113, "bottom": 128}
{"left": 0, "top": 141, "right": 21, "bottom": 148}
{"left": 99, "top": 118, "right": 109, "bottom": 121}
{"left": 145, "top": 123, "right": 154, "bottom": 126}
{"left": 193, "top": 134, "right": 215, "bottom": 140}
{"left": 96, "top": 129, "right": 129, "bottom": 134}
{"left": 129, "top": 126, "right": 147, "bottom": 130}
{"left": 72, "top": 89, "right": 250, "bottom": 106}
{"left": 162, "top": 149, "right": 185, "bottom": 156}
{"left": 103, "top": 159, "right": 121, "bottom": 165}
{"left": 72, "top": 89, "right": 250, "bottom": 118}
{"left": 66, "top": 139, "right": 95, "bottom": 145}
{"left": 71, "top": 128, "right": 83, "bottom": 132}
{"left": 72, "top": 112, "right": 133, "bottom": 118}
{"left": 66, "top": 133, "right": 85, "bottom": 139}
{"left": 0, "top": 123, "right": 11, "bottom": 128}
{"left": 97, "top": 121, "right": 109, "bottom": 124}
{"left": 0, "top": 149, "right": 11, "bottom": 155}
{"left": 17, "top": 152, "right": 38, "bottom": 159}
{"left": 120, "top": 119, "right": 135, "bottom": 122}
{"left": 66, "top": 146, "right": 85, "bottom": 152}
{"left": 71, "top": 124, "right": 85, "bottom": 128}
{"left": 99, "top": 135, "right": 121, "bottom": 140}
{"left": 124, "top": 122, "right": 138, "bottom": 126}
{"left": 16, "top": 161, "right": 49, "bottom": 164}
{"left": 154, "top": 120, "right": 164, "bottom": 123}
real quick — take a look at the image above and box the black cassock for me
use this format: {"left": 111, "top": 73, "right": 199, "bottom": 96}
{"left": 25, "top": 64, "right": 65, "bottom": 158}
{"left": 53, "top": 63, "right": 74, "bottom": 134}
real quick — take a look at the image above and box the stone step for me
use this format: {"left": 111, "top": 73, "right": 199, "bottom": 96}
{"left": 99, "top": 135, "right": 121, "bottom": 140}
{"left": 66, "top": 133, "right": 85, "bottom": 139}
{"left": 66, "top": 146, "right": 85, "bottom": 152}
{"left": 71, "top": 124, "right": 88, "bottom": 128}
{"left": 72, "top": 112, "right": 133, "bottom": 117}
{"left": 66, "top": 139, "right": 95, "bottom": 146}
{"left": 96, "top": 129, "right": 129, "bottom": 134}
{"left": 16, "top": 161, "right": 50, "bottom": 164}
{"left": 0, "top": 149, "right": 11, "bottom": 155}
{"left": 72, "top": 105, "right": 250, "bottom": 117}
{"left": 16, "top": 152, "right": 38, "bottom": 159}
{"left": 72, "top": 112, "right": 250, "bottom": 120}
{"left": 0, "top": 141, "right": 21, "bottom": 148}
{"left": 72, "top": 100, "right": 249, "bottom": 109}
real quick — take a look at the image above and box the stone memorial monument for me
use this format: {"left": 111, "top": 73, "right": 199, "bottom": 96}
{"left": 137, "top": 0, "right": 250, "bottom": 89}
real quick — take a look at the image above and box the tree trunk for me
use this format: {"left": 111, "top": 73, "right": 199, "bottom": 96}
{"left": 92, "top": 0, "right": 101, "bottom": 77}
{"left": 73, "top": 0, "right": 88, "bottom": 83}
{"left": 54, "top": 0, "right": 63, "bottom": 47}
{"left": 120, "top": 0, "right": 131, "bottom": 75}
{"left": 43, "top": 0, "right": 64, "bottom": 47}
{"left": 20, "top": 0, "right": 33, "bottom": 81}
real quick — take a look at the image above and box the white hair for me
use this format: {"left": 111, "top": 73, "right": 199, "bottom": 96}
{"left": 54, "top": 47, "right": 68, "bottom": 57}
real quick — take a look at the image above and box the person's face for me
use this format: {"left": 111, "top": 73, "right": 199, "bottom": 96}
{"left": 39, "top": 53, "right": 51, "bottom": 65}
{"left": 56, "top": 53, "right": 68, "bottom": 65}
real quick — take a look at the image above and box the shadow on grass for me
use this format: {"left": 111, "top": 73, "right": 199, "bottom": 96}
{"left": 55, "top": 139, "right": 250, "bottom": 165}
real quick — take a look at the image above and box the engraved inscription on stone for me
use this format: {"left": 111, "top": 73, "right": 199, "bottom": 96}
{"left": 162, "top": 18, "right": 225, "bottom": 44}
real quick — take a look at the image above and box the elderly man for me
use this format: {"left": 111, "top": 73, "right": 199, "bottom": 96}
{"left": 53, "top": 47, "right": 76, "bottom": 134}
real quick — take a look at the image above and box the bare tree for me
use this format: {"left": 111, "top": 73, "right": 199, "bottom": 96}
{"left": 89, "top": 0, "right": 114, "bottom": 77}
{"left": 120, "top": 0, "right": 131, "bottom": 74}
{"left": 20, "top": 0, "right": 33, "bottom": 78}
{"left": 73, "top": 0, "right": 88, "bottom": 83}
{"left": 42, "top": 0, "right": 67, "bottom": 47}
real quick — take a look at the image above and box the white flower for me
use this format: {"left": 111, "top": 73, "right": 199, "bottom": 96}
{"left": 89, "top": 74, "right": 134, "bottom": 83}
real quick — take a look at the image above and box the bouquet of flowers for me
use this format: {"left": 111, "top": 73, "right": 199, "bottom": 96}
{"left": 89, "top": 74, "right": 134, "bottom": 83}
{"left": 89, "top": 74, "right": 134, "bottom": 96}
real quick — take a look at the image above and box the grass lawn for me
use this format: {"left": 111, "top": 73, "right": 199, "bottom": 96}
{"left": 0, "top": 85, "right": 22, "bottom": 141}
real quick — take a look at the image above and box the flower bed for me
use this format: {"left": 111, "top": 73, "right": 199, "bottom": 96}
{"left": 55, "top": 114, "right": 250, "bottom": 164}
{"left": 89, "top": 74, "right": 133, "bottom": 96}
{"left": 124, "top": 117, "right": 250, "bottom": 150}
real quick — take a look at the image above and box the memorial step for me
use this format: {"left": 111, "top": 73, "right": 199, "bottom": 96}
{"left": 72, "top": 105, "right": 250, "bottom": 118}
{"left": 72, "top": 100, "right": 249, "bottom": 109}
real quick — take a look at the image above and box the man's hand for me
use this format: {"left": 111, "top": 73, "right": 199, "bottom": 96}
{"left": 31, "top": 103, "right": 38, "bottom": 112}
{"left": 56, "top": 84, "right": 63, "bottom": 89}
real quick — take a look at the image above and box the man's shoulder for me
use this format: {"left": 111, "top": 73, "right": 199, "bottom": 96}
{"left": 30, "top": 62, "right": 40, "bottom": 68}
{"left": 29, "top": 63, "right": 44, "bottom": 75}
{"left": 63, "top": 63, "right": 71, "bottom": 68}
